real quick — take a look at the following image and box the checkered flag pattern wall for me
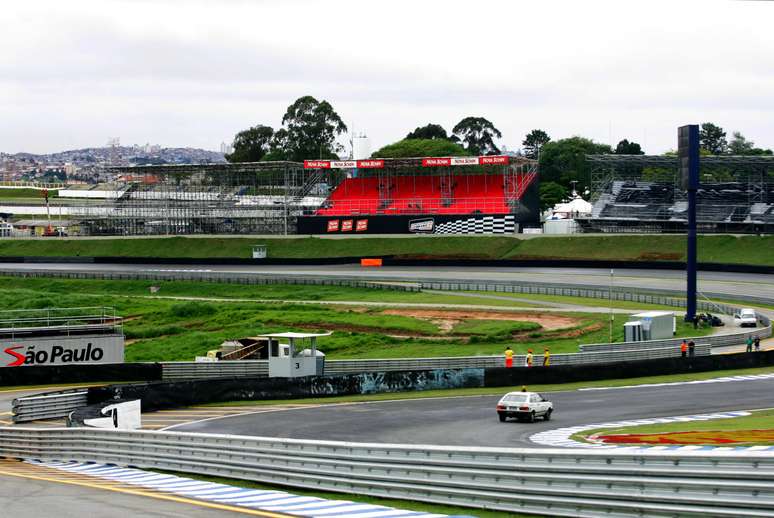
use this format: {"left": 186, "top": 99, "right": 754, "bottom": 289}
{"left": 434, "top": 215, "right": 517, "bottom": 234}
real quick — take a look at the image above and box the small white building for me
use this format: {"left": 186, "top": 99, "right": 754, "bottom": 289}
{"left": 548, "top": 192, "right": 593, "bottom": 220}
{"left": 265, "top": 332, "right": 329, "bottom": 378}
{"left": 626, "top": 311, "right": 676, "bottom": 341}
{"left": 543, "top": 192, "right": 593, "bottom": 234}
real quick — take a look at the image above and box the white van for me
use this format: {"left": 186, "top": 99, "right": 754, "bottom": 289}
{"left": 734, "top": 308, "right": 758, "bottom": 328}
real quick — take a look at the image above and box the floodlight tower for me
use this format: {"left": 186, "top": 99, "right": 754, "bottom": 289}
{"left": 678, "top": 125, "right": 699, "bottom": 322}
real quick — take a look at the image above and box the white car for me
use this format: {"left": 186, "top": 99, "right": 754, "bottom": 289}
{"left": 734, "top": 308, "right": 758, "bottom": 328}
{"left": 496, "top": 391, "right": 553, "bottom": 422}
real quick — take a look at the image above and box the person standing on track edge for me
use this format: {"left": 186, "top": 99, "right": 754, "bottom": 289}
{"left": 681, "top": 339, "right": 688, "bottom": 358}
{"left": 504, "top": 346, "right": 514, "bottom": 368}
{"left": 747, "top": 336, "right": 754, "bottom": 353}
{"left": 755, "top": 336, "right": 761, "bottom": 352}
{"left": 543, "top": 348, "right": 550, "bottom": 366}
{"left": 526, "top": 349, "right": 533, "bottom": 367}
{"left": 688, "top": 340, "right": 695, "bottom": 357}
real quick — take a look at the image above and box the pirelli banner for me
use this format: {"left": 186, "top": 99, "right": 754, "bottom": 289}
{"left": 1, "top": 334, "right": 125, "bottom": 368}
{"left": 303, "top": 156, "right": 510, "bottom": 169}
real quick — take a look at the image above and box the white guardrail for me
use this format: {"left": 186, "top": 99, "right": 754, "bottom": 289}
{"left": 11, "top": 390, "right": 88, "bottom": 423}
{"left": 1, "top": 427, "right": 773, "bottom": 517}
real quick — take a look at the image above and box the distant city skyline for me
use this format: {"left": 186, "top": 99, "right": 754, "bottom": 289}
{"left": 2, "top": 0, "right": 773, "bottom": 155}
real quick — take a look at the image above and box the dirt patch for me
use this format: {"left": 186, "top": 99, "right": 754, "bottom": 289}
{"left": 381, "top": 309, "right": 579, "bottom": 331}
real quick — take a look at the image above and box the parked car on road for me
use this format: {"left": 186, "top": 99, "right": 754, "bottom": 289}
{"left": 734, "top": 308, "right": 758, "bottom": 328}
{"left": 496, "top": 391, "right": 553, "bottom": 422}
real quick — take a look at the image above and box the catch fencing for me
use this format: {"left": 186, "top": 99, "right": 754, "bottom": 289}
{"left": 1, "top": 426, "right": 773, "bottom": 517}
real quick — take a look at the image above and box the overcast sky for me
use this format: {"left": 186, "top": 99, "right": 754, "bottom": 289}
{"left": 2, "top": 0, "right": 772, "bottom": 155}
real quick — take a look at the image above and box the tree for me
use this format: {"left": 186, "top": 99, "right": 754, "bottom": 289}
{"left": 452, "top": 117, "right": 502, "bottom": 155}
{"left": 522, "top": 129, "right": 551, "bottom": 159}
{"left": 699, "top": 122, "right": 727, "bottom": 154}
{"left": 728, "top": 132, "right": 755, "bottom": 155}
{"left": 371, "top": 138, "right": 469, "bottom": 159}
{"left": 614, "top": 139, "right": 644, "bottom": 155}
{"left": 539, "top": 181, "right": 568, "bottom": 212}
{"left": 225, "top": 125, "right": 274, "bottom": 163}
{"left": 280, "top": 96, "right": 348, "bottom": 161}
{"left": 538, "top": 136, "right": 612, "bottom": 191}
{"left": 406, "top": 124, "right": 449, "bottom": 140}
{"left": 261, "top": 128, "right": 290, "bottom": 161}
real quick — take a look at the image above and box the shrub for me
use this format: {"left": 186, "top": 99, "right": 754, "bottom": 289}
{"left": 169, "top": 302, "right": 216, "bottom": 318}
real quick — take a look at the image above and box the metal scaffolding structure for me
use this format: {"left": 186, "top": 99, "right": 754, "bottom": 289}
{"left": 583, "top": 154, "right": 774, "bottom": 233}
{"left": 55, "top": 157, "right": 539, "bottom": 235}
{"left": 76, "top": 161, "right": 321, "bottom": 235}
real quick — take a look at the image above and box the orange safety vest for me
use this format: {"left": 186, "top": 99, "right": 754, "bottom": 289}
{"left": 681, "top": 342, "right": 688, "bottom": 352}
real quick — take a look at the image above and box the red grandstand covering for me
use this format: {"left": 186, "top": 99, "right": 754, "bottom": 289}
{"left": 311, "top": 154, "right": 536, "bottom": 218}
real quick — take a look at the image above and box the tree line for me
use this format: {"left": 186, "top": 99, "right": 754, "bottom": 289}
{"left": 226, "top": 97, "right": 771, "bottom": 210}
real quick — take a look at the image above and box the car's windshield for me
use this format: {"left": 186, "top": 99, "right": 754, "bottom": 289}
{"left": 741, "top": 310, "right": 755, "bottom": 317}
{"left": 503, "top": 394, "right": 528, "bottom": 403}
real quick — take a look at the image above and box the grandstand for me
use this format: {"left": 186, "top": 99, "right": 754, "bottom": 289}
{"left": 581, "top": 155, "right": 774, "bottom": 233}
{"left": 64, "top": 156, "right": 538, "bottom": 235}
{"left": 298, "top": 156, "right": 539, "bottom": 234}
{"left": 86, "top": 162, "right": 314, "bottom": 235}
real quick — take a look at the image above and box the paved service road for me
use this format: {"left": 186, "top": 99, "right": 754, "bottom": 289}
{"left": 1, "top": 263, "right": 773, "bottom": 301}
{"left": 169, "top": 376, "right": 774, "bottom": 448}
{"left": 0, "top": 473, "right": 249, "bottom": 518}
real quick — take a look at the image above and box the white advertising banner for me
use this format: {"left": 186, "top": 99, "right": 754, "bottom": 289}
{"left": 1, "top": 334, "right": 125, "bottom": 368}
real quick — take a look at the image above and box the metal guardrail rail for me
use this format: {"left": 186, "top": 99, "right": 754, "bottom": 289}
{"left": 1, "top": 427, "right": 773, "bottom": 517}
{"left": 0, "top": 269, "right": 420, "bottom": 292}
{"left": 0, "top": 306, "right": 121, "bottom": 338}
{"left": 11, "top": 389, "right": 88, "bottom": 423}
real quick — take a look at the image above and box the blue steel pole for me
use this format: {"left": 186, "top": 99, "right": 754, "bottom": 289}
{"left": 680, "top": 124, "right": 700, "bottom": 323}
{"left": 686, "top": 186, "right": 697, "bottom": 321}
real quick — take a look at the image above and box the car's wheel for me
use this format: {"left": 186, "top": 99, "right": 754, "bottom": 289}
{"left": 544, "top": 409, "right": 552, "bottom": 421}
{"left": 528, "top": 411, "right": 536, "bottom": 423}
{"left": 498, "top": 413, "right": 506, "bottom": 422}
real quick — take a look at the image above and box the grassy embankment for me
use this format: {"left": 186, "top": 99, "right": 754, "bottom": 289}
{"left": 0, "top": 188, "right": 58, "bottom": 199}
{"left": 0, "top": 276, "right": 712, "bottom": 362}
{"left": 571, "top": 408, "right": 774, "bottom": 446}
{"left": 0, "top": 234, "right": 772, "bottom": 266}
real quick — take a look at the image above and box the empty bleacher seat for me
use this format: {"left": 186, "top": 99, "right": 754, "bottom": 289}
{"left": 315, "top": 174, "right": 513, "bottom": 216}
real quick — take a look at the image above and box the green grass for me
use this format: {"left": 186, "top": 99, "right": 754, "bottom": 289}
{"left": 204, "top": 365, "right": 774, "bottom": 407}
{"left": 0, "top": 276, "right": 716, "bottom": 362}
{"left": 0, "top": 188, "right": 57, "bottom": 199}
{"left": 572, "top": 408, "right": 774, "bottom": 446}
{"left": 0, "top": 234, "right": 771, "bottom": 266}
{"left": 150, "top": 469, "right": 534, "bottom": 518}
{"left": 0, "top": 277, "right": 648, "bottom": 361}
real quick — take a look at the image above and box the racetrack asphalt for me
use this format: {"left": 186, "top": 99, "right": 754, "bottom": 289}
{"left": 167, "top": 375, "right": 774, "bottom": 448}
{"left": 0, "top": 471, "right": 248, "bottom": 518}
{"left": 1, "top": 263, "right": 772, "bottom": 301}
